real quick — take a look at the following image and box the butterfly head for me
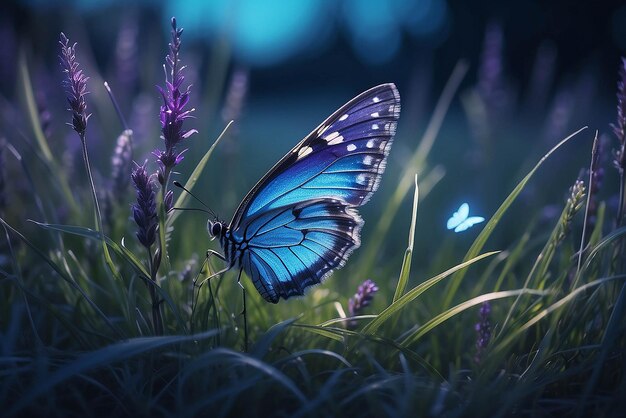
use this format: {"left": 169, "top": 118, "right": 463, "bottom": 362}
{"left": 207, "top": 219, "right": 227, "bottom": 241}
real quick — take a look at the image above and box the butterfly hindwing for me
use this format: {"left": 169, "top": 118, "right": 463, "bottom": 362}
{"left": 226, "top": 84, "right": 400, "bottom": 303}
{"left": 239, "top": 200, "right": 362, "bottom": 303}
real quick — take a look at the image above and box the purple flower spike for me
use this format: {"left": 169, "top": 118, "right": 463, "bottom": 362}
{"left": 59, "top": 33, "right": 90, "bottom": 137}
{"left": 474, "top": 301, "right": 492, "bottom": 364}
{"left": 131, "top": 162, "right": 158, "bottom": 248}
{"left": 347, "top": 279, "right": 379, "bottom": 329}
{"left": 155, "top": 17, "right": 197, "bottom": 177}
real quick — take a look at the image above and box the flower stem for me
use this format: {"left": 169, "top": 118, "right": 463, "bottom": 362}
{"left": 79, "top": 133, "right": 119, "bottom": 278}
{"left": 147, "top": 247, "right": 164, "bottom": 335}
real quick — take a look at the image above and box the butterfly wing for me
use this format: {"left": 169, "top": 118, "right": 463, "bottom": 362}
{"left": 228, "top": 84, "right": 400, "bottom": 303}
{"left": 454, "top": 216, "right": 485, "bottom": 233}
{"left": 447, "top": 203, "right": 469, "bottom": 230}
{"left": 239, "top": 199, "right": 362, "bottom": 303}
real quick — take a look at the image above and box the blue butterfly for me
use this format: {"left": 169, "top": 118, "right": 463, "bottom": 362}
{"left": 446, "top": 203, "right": 485, "bottom": 233}
{"left": 208, "top": 84, "right": 400, "bottom": 303}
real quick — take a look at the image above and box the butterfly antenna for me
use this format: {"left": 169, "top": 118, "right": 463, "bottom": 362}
{"left": 173, "top": 181, "right": 217, "bottom": 218}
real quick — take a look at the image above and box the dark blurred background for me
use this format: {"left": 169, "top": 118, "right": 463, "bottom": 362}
{"left": 2, "top": 0, "right": 626, "bottom": 267}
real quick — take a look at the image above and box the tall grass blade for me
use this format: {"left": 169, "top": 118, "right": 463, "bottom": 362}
{"left": 494, "top": 275, "right": 625, "bottom": 352}
{"left": 167, "top": 121, "right": 233, "bottom": 227}
{"left": 393, "top": 175, "right": 419, "bottom": 302}
{"left": 359, "top": 61, "right": 468, "bottom": 273}
{"left": 18, "top": 51, "right": 78, "bottom": 213}
{"left": 399, "top": 289, "right": 549, "bottom": 348}
{"left": 32, "top": 222, "right": 149, "bottom": 277}
{"left": 442, "top": 126, "right": 588, "bottom": 308}
{"left": 362, "top": 251, "right": 499, "bottom": 335}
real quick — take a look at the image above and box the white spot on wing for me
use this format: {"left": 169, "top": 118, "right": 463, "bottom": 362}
{"left": 339, "top": 114, "right": 349, "bottom": 121}
{"left": 324, "top": 131, "right": 340, "bottom": 142}
{"left": 364, "top": 155, "right": 373, "bottom": 165}
{"left": 371, "top": 112, "right": 380, "bottom": 117}
{"left": 297, "top": 146, "right": 313, "bottom": 159}
{"left": 366, "top": 139, "right": 375, "bottom": 148}
{"left": 328, "top": 135, "right": 344, "bottom": 145}
{"left": 372, "top": 124, "right": 379, "bottom": 130}
{"left": 347, "top": 144, "right": 357, "bottom": 152}
{"left": 373, "top": 96, "right": 380, "bottom": 103}
{"left": 357, "top": 174, "right": 368, "bottom": 185}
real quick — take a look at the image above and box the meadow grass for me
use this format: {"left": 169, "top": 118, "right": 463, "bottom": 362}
{"left": 1, "top": 18, "right": 625, "bottom": 418}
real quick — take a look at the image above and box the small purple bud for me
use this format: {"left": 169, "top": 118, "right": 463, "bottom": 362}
{"left": 347, "top": 279, "right": 379, "bottom": 329}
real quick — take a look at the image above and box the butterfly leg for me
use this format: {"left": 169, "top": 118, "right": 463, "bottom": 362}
{"left": 191, "top": 250, "right": 229, "bottom": 333}
{"left": 237, "top": 268, "right": 248, "bottom": 352}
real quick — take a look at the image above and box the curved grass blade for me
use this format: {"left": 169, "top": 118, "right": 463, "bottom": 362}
{"left": 393, "top": 175, "right": 419, "bottom": 302}
{"left": 399, "top": 289, "right": 549, "bottom": 348}
{"left": 362, "top": 251, "right": 499, "bottom": 335}
{"left": 294, "top": 324, "right": 444, "bottom": 379}
{"left": 251, "top": 317, "right": 299, "bottom": 358}
{"left": 1, "top": 218, "right": 122, "bottom": 338}
{"left": 19, "top": 51, "right": 78, "bottom": 213}
{"left": 186, "top": 347, "right": 307, "bottom": 404}
{"left": 493, "top": 275, "right": 626, "bottom": 353}
{"left": 359, "top": 61, "right": 468, "bottom": 274}
{"left": 6, "top": 330, "right": 218, "bottom": 417}
{"left": 442, "top": 126, "right": 588, "bottom": 308}
{"left": 167, "top": 120, "right": 233, "bottom": 228}
{"left": 31, "top": 221, "right": 149, "bottom": 278}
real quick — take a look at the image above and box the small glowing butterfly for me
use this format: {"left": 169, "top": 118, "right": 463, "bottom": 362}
{"left": 446, "top": 203, "right": 485, "bottom": 233}
{"left": 207, "top": 84, "right": 401, "bottom": 303}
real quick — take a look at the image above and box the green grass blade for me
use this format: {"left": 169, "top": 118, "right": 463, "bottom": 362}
{"left": 393, "top": 175, "right": 419, "bottom": 302}
{"left": 493, "top": 275, "right": 625, "bottom": 352}
{"left": 32, "top": 222, "right": 149, "bottom": 278}
{"left": 1, "top": 218, "right": 122, "bottom": 338}
{"left": 18, "top": 51, "right": 79, "bottom": 213}
{"left": 19, "top": 51, "right": 53, "bottom": 164}
{"left": 442, "top": 126, "right": 588, "bottom": 308}
{"left": 167, "top": 120, "right": 233, "bottom": 228}
{"left": 399, "top": 289, "right": 549, "bottom": 348}
{"left": 362, "top": 251, "right": 499, "bottom": 335}
{"left": 358, "top": 62, "right": 468, "bottom": 274}
{"left": 7, "top": 330, "right": 219, "bottom": 417}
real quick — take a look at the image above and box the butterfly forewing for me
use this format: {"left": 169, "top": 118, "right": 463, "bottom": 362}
{"left": 225, "top": 84, "right": 400, "bottom": 303}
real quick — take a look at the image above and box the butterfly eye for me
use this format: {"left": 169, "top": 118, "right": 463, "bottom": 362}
{"left": 207, "top": 220, "right": 222, "bottom": 238}
{"left": 212, "top": 222, "right": 222, "bottom": 237}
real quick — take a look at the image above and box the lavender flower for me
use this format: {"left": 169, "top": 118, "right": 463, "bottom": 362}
{"left": 59, "top": 33, "right": 90, "bottom": 137}
{"left": 111, "top": 129, "right": 133, "bottom": 198}
{"left": 0, "top": 138, "right": 5, "bottom": 213}
{"left": 474, "top": 301, "right": 492, "bottom": 364}
{"left": 347, "top": 279, "right": 379, "bottom": 329}
{"left": 131, "top": 162, "right": 158, "bottom": 248}
{"left": 612, "top": 57, "right": 626, "bottom": 226}
{"left": 154, "top": 17, "right": 197, "bottom": 179}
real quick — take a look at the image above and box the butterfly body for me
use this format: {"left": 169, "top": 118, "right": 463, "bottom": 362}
{"left": 446, "top": 203, "right": 485, "bottom": 233}
{"left": 209, "top": 84, "right": 400, "bottom": 303}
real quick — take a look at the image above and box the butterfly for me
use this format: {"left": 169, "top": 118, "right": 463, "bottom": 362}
{"left": 446, "top": 203, "right": 485, "bottom": 233}
{"left": 208, "top": 84, "right": 400, "bottom": 303}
